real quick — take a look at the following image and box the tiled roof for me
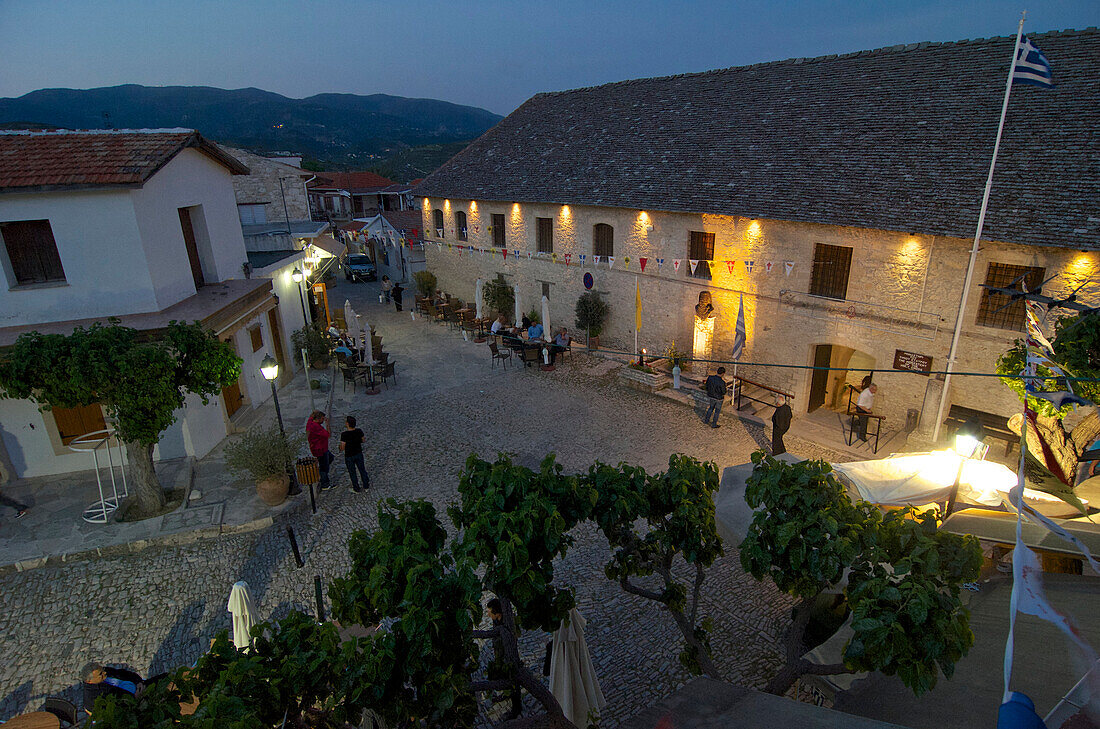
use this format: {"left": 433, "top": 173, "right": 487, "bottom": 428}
{"left": 310, "top": 171, "right": 396, "bottom": 192}
{"left": 0, "top": 129, "right": 249, "bottom": 193}
{"left": 417, "top": 29, "right": 1100, "bottom": 250}
{"left": 380, "top": 210, "right": 424, "bottom": 236}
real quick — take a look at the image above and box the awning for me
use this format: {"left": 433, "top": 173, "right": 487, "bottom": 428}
{"left": 310, "top": 235, "right": 345, "bottom": 258}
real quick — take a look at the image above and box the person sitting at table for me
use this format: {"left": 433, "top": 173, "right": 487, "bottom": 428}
{"left": 549, "top": 328, "right": 571, "bottom": 364}
{"left": 527, "top": 318, "right": 544, "bottom": 341}
{"left": 521, "top": 314, "right": 532, "bottom": 331}
{"left": 434, "top": 290, "right": 448, "bottom": 307}
{"left": 491, "top": 315, "right": 507, "bottom": 335}
{"left": 82, "top": 661, "right": 144, "bottom": 714}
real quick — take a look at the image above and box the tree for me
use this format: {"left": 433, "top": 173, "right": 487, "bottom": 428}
{"left": 997, "top": 310, "right": 1100, "bottom": 487}
{"left": 739, "top": 453, "right": 982, "bottom": 696}
{"left": 585, "top": 455, "right": 724, "bottom": 678}
{"left": 574, "top": 292, "right": 609, "bottom": 339}
{"left": 483, "top": 273, "right": 515, "bottom": 319}
{"left": 0, "top": 321, "right": 241, "bottom": 517}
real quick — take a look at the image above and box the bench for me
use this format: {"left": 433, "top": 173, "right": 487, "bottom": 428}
{"left": 943, "top": 404, "right": 1016, "bottom": 456}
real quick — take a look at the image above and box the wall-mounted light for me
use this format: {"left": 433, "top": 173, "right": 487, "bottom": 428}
{"left": 291, "top": 267, "right": 303, "bottom": 283}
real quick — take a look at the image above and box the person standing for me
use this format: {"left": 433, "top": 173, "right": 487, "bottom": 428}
{"left": 392, "top": 282, "right": 404, "bottom": 312}
{"left": 381, "top": 275, "right": 393, "bottom": 303}
{"left": 855, "top": 384, "right": 877, "bottom": 442}
{"left": 339, "top": 415, "right": 370, "bottom": 493}
{"left": 771, "top": 395, "right": 792, "bottom": 455}
{"left": 703, "top": 367, "right": 728, "bottom": 429}
{"left": 306, "top": 410, "right": 334, "bottom": 490}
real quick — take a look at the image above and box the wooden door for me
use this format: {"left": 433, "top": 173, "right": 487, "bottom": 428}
{"left": 53, "top": 403, "right": 107, "bottom": 445}
{"left": 178, "top": 208, "right": 205, "bottom": 288}
{"left": 268, "top": 309, "right": 286, "bottom": 380}
{"left": 808, "top": 344, "right": 832, "bottom": 412}
{"left": 221, "top": 338, "right": 244, "bottom": 417}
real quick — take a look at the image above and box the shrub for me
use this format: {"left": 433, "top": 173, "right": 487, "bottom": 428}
{"left": 224, "top": 423, "right": 303, "bottom": 482}
{"left": 575, "top": 291, "right": 609, "bottom": 337}
{"left": 412, "top": 270, "right": 437, "bottom": 297}
{"left": 482, "top": 273, "right": 515, "bottom": 318}
{"left": 665, "top": 341, "right": 691, "bottom": 368}
{"left": 291, "top": 323, "right": 331, "bottom": 367}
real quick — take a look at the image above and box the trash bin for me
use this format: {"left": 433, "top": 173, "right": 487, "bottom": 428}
{"left": 905, "top": 408, "right": 919, "bottom": 433}
{"left": 296, "top": 456, "right": 319, "bottom": 486}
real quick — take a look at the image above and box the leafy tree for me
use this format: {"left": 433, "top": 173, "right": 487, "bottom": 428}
{"left": 412, "top": 270, "right": 438, "bottom": 298}
{"left": 585, "top": 455, "right": 723, "bottom": 677}
{"left": 0, "top": 321, "right": 240, "bottom": 517}
{"left": 483, "top": 273, "right": 515, "bottom": 319}
{"left": 740, "top": 453, "right": 982, "bottom": 696}
{"left": 997, "top": 310, "right": 1100, "bottom": 486}
{"left": 574, "top": 292, "right": 609, "bottom": 339}
{"left": 292, "top": 322, "right": 333, "bottom": 368}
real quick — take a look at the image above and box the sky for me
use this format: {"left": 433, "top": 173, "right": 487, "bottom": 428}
{"left": 0, "top": 0, "right": 1096, "bottom": 115}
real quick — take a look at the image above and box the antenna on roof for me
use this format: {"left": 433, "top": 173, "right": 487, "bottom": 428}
{"left": 102, "top": 112, "right": 112, "bottom": 130}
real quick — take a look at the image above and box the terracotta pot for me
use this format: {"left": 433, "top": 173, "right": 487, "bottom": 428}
{"left": 256, "top": 474, "right": 290, "bottom": 506}
{"left": 587, "top": 335, "right": 600, "bottom": 349}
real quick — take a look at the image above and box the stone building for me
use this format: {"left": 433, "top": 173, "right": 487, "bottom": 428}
{"left": 308, "top": 172, "right": 414, "bottom": 222}
{"left": 414, "top": 29, "right": 1100, "bottom": 437}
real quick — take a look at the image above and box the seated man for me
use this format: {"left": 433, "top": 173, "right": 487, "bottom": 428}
{"left": 527, "top": 319, "right": 544, "bottom": 341}
{"left": 82, "top": 661, "right": 144, "bottom": 715}
{"left": 490, "top": 315, "right": 507, "bottom": 336}
{"left": 549, "top": 327, "right": 571, "bottom": 364}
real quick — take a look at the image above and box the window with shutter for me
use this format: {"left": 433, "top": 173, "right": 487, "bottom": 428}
{"left": 491, "top": 214, "right": 506, "bottom": 247}
{"left": 433, "top": 209, "right": 445, "bottom": 238}
{"left": 976, "top": 263, "right": 1046, "bottom": 331}
{"left": 237, "top": 204, "right": 267, "bottom": 225}
{"left": 1, "top": 220, "right": 66, "bottom": 285}
{"left": 52, "top": 403, "right": 107, "bottom": 445}
{"left": 593, "top": 224, "right": 614, "bottom": 258}
{"left": 536, "top": 218, "right": 554, "bottom": 254}
{"left": 808, "top": 243, "right": 853, "bottom": 300}
{"left": 456, "top": 211, "right": 468, "bottom": 241}
{"left": 249, "top": 325, "right": 264, "bottom": 353}
{"left": 688, "top": 231, "right": 715, "bottom": 279}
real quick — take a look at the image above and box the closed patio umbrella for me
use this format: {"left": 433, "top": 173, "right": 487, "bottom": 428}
{"left": 549, "top": 609, "right": 606, "bottom": 728}
{"left": 513, "top": 283, "right": 522, "bottom": 328}
{"left": 346, "top": 307, "right": 361, "bottom": 358}
{"left": 227, "top": 581, "right": 259, "bottom": 651}
{"left": 475, "top": 278, "right": 484, "bottom": 319}
{"left": 541, "top": 295, "right": 552, "bottom": 341}
{"left": 343, "top": 300, "right": 355, "bottom": 332}
{"left": 359, "top": 314, "right": 373, "bottom": 363}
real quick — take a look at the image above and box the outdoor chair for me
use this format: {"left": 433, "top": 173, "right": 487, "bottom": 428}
{"left": 339, "top": 365, "right": 360, "bottom": 393}
{"left": 489, "top": 341, "right": 511, "bottom": 369}
{"left": 378, "top": 360, "right": 397, "bottom": 386}
{"left": 43, "top": 697, "right": 79, "bottom": 727}
{"left": 521, "top": 345, "right": 541, "bottom": 368}
{"left": 556, "top": 341, "right": 572, "bottom": 365}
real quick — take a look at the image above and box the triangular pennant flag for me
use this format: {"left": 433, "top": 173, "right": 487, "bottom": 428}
{"left": 607, "top": 256, "right": 615, "bottom": 269}
{"left": 639, "top": 257, "right": 648, "bottom": 272}
{"left": 551, "top": 252, "right": 558, "bottom": 262}
{"left": 622, "top": 256, "right": 630, "bottom": 270}
{"left": 564, "top": 253, "right": 572, "bottom": 266}
{"left": 527, "top": 251, "right": 533, "bottom": 259}
{"left": 594, "top": 255, "right": 602, "bottom": 266}
{"left": 688, "top": 259, "right": 699, "bottom": 275}
{"left": 502, "top": 249, "right": 508, "bottom": 260}
{"left": 784, "top": 261, "right": 794, "bottom": 277}
{"left": 673, "top": 259, "right": 681, "bottom": 272}
{"left": 726, "top": 260, "right": 736, "bottom": 274}
{"left": 436, "top": 242, "right": 443, "bottom": 250}
{"left": 765, "top": 261, "right": 774, "bottom": 273}
{"left": 446, "top": 243, "right": 452, "bottom": 251}
{"left": 656, "top": 258, "right": 664, "bottom": 271}
{"left": 744, "top": 260, "right": 755, "bottom": 273}
{"left": 579, "top": 254, "right": 587, "bottom": 266}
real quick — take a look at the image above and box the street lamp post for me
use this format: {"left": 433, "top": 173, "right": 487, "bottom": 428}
{"left": 260, "top": 354, "right": 302, "bottom": 496}
{"left": 292, "top": 267, "right": 310, "bottom": 325}
{"left": 945, "top": 417, "right": 985, "bottom": 517}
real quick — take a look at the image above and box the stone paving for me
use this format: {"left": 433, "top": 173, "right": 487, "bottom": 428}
{"left": 0, "top": 280, "right": 854, "bottom": 725}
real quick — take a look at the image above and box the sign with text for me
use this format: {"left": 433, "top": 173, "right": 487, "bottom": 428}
{"left": 893, "top": 349, "right": 933, "bottom": 375}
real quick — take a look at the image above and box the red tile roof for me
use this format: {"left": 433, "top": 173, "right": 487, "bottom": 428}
{"left": 309, "top": 170, "right": 396, "bottom": 192}
{"left": 381, "top": 210, "right": 424, "bottom": 237}
{"left": 0, "top": 129, "right": 249, "bottom": 193}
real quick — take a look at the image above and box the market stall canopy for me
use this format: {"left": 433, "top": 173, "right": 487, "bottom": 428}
{"left": 832, "top": 452, "right": 1018, "bottom": 508}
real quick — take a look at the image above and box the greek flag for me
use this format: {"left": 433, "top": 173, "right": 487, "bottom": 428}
{"left": 1013, "top": 36, "right": 1054, "bottom": 88}
{"left": 731, "top": 293, "right": 746, "bottom": 360}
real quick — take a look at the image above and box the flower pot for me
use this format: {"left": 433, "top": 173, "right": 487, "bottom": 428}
{"left": 256, "top": 474, "right": 290, "bottom": 506}
{"left": 587, "top": 335, "right": 600, "bottom": 350}
{"left": 311, "top": 360, "right": 327, "bottom": 370}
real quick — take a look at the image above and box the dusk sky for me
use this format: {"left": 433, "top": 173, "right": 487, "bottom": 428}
{"left": 1, "top": 0, "right": 1096, "bottom": 115}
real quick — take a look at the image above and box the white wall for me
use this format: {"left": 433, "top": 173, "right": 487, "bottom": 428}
{"left": 267, "top": 260, "right": 308, "bottom": 372}
{"left": 131, "top": 148, "right": 249, "bottom": 309}
{"left": 0, "top": 189, "right": 158, "bottom": 327}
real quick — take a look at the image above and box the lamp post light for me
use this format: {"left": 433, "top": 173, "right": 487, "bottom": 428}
{"left": 945, "top": 417, "right": 985, "bottom": 517}
{"left": 260, "top": 354, "right": 301, "bottom": 497}
{"left": 291, "top": 267, "right": 309, "bottom": 325}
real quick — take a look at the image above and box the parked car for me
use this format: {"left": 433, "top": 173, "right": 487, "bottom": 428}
{"left": 342, "top": 254, "right": 377, "bottom": 282}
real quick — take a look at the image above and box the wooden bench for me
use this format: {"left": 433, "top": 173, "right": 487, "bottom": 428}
{"left": 943, "top": 404, "right": 1016, "bottom": 456}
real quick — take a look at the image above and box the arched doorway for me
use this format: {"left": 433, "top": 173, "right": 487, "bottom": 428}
{"left": 807, "top": 344, "right": 875, "bottom": 413}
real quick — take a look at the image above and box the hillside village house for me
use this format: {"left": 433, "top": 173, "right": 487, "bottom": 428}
{"left": 341, "top": 210, "right": 426, "bottom": 284}
{"left": 416, "top": 29, "right": 1100, "bottom": 439}
{"left": 308, "top": 171, "right": 414, "bottom": 222}
{"left": 0, "top": 129, "right": 294, "bottom": 481}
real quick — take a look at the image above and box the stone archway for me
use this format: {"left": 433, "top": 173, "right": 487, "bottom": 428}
{"left": 807, "top": 343, "right": 875, "bottom": 413}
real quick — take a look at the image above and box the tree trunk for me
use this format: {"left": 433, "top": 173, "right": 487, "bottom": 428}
{"left": 1009, "top": 409, "right": 1100, "bottom": 485}
{"left": 124, "top": 440, "right": 166, "bottom": 518}
{"left": 763, "top": 596, "right": 856, "bottom": 696}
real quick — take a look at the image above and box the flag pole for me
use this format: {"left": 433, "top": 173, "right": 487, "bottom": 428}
{"left": 932, "top": 12, "right": 1027, "bottom": 443}
{"left": 634, "top": 275, "right": 640, "bottom": 361}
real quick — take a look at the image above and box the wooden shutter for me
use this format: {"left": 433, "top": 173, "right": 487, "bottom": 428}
{"left": 809, "top": 243, "right": 853, "bottom": 300}
{"left": 1, "top": 220, "right": 66, "bottom": 284}
{"left": 688, "top": 232, "right": 714, "bottom": 279}
{"left": 433, "top": 209, "right": 445, "bottom": 237}
{"left": 492, "top": 214, "right": 506, "bottom": 247}
{"left": 249, "top": 325, "right": 264, "bottom": 352}
{"left": 976, "top": 263, "right": 1046, "bottom": 330}
{"left": 178, "top": 208, "right": 205, "bottom": 288}
{"left": 53, "top": 403, "right": 107, "bottom": 445}
{"left": 456, "top": 211, "right": 468, "bottom": 240}
{"left": 537, "top": 218, "right": 554, "bottom": 254}
{"left": 593, "top": 224, "right": 614, "bottom": 258}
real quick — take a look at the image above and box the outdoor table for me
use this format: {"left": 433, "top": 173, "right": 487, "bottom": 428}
{"left": 3, "top": 712, "right": 61, "bottom": 729}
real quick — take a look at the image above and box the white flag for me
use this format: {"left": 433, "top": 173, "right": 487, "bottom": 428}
{"left": 784, "top": 261, "right": 794, "bottom": 277}
{"left": 688, "top": 259, "right": 699, "bottom": 275}
{"left": 673, "top": 259, "right": 681, "bottom": 272}
{"left": 594, "top": 255, "right": 601, "bottom": 266}
{"left": 608, "top": 256, "right": 615, "bottom": 269}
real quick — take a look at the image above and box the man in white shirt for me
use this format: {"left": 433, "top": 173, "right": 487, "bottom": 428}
{"left": 855, "top": 384, "right": 877, "bottom": 442}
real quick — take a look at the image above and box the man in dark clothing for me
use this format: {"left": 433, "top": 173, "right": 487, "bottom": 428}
{"left": 487, "top": 598, "right": 521, "bottom": 720}
{"left": 339, "top": 415, "right": 369, "bottom": 493}
{"left": 703, "top": 367, "right": 728, "bottom": 428}
{"left": 81, "top": 662, "right": 143, "bottom": 715}
{"left": 771, "top": 395, "right": 793, "bottom": 455}
{"left": 392, "top": 282, "right": 404, "bottom": 311}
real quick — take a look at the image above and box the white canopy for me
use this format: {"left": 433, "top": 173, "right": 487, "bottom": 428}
{"left": 227, "top": 581, "right": 259, "bottom": 651}
{"left": 475, "top": 278, "right": 484, "bottom": 319}
{"left": 549, "top": 609, "right": 606, "bottom": 728}
{"left": 541, "top": 295, "right": 552, "bottom": 342}
{"left": 832, "top": 451, "right": 1018, "bottom": 507}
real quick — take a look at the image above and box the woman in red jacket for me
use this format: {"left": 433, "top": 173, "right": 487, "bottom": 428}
{"left": 306, "top": 410, "right": 334, "bottom": 490}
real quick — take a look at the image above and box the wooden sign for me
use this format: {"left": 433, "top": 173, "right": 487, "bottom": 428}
{"left": 893, "top": 349, "right": 933, "bottom": 375}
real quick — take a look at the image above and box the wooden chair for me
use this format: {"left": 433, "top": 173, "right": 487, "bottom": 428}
{"left": 339, "top": 364, "right": 360, "bottom": 393}
{"left": 377, "top": 360, "right": 397, "bottom": 386}
{"left": 520, "top": 345, "right": 541, "bottom": 368}
{"left": 489, "top": 341, "right": 511, "bottom": 369}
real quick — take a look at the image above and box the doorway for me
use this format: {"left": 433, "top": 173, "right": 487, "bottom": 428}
{"left": 222, "top": 338, "right": 244, "bottom": 418}
{"left": 808, "top": 344, "right": 831, "bottom": 412}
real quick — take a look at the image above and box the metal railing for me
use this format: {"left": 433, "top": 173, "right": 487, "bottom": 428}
{"left": 845, "top": 387, "right": 885, "bottom": 453}
{"left": 733, "top": 376, "right": 793, "bottom": 413}
{"left": 67, "top": 428, "right": 129, "bottom": 524}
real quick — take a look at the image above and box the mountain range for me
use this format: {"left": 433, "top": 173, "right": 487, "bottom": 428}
{"left": 0, "top": 85, "right": 503, "bottom": 181}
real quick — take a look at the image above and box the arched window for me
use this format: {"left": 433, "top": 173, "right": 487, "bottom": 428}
{"left": 593, "top": 223, "right": 614, "bottom": 258}
{"left": 433, "top": 209, "right": 444, "bottom": 238}
{"left": 456, "top": 210, "right": 468, "bottom": 241}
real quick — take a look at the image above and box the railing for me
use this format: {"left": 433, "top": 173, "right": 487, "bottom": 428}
{"left": 68, "top": 428, "right": 129, "bottom": 524}
{"left": 733, "top": 376, "right": 793, "bottom": 413}
{"left": 846, "top": 386, "right": 885, "bottom": 453}
{"left": 779, "top": 290, "right": 941, "bottom": 341}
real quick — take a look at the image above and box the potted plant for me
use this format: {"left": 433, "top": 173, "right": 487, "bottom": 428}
{"left": 483, "top": 273, "right": 515, "bottom": 319}
{"left": 664, "top": 341, "right": 691, "bottom": 387}
{"left": 291, "top": 323, "right": 331, "bottom": 369}
{"left": 224, "top": 423, "right": 303, "bottom": 506}
{"left": 575, "top": 291, "right": 609, "bottom": 348}
{"left": 412, "top": 270, "right": 438, "bottom": 298}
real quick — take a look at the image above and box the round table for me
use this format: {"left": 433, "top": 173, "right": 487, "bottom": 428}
{"left": 3, "top": 712, "right": 61, "bottom": 729}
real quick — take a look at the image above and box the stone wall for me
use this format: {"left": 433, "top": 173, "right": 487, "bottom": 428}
{"left": 221, "top": 147, "right": 312, "bottom": 223}
{"left": 419, "top": 197, "right": 1100, "bottom": 433}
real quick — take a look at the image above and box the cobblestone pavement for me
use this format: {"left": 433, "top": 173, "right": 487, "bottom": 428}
{"left": 0, "top": 284, "right": 852, "bottom": 725}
